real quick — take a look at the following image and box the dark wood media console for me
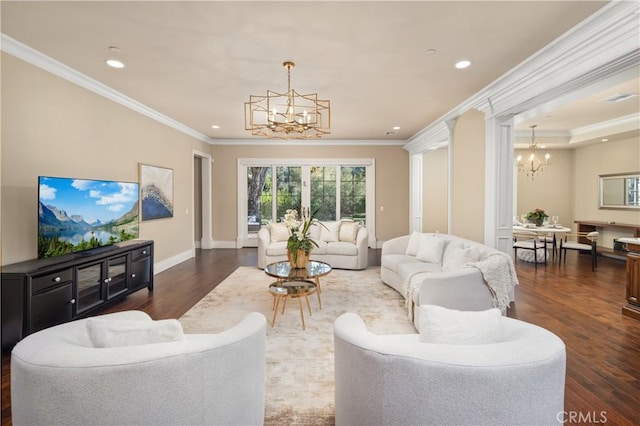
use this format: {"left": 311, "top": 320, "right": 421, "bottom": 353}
{"left": 1, "top": 240, "right": 153, "bottom": 350}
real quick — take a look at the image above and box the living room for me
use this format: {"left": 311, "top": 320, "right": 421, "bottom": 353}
{"left": 1, "top": 1, "right": 640, "bottom": 425}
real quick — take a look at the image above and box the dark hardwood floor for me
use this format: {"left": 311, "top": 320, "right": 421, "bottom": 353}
{"left": 2, "top": 248, "right": 639, "bottom": 425}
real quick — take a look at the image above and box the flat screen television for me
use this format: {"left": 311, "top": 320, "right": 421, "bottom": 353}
{"left": 38, "top": 176, "right": 139, "bottom": 259}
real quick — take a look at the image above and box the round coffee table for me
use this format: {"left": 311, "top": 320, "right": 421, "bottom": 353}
{"left": 264, "top": 260, "right": 332, "bottom": 329}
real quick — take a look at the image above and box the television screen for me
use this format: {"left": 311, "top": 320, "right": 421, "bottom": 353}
{"left": 38, "top": 176, "right": 139, "bottom": 258}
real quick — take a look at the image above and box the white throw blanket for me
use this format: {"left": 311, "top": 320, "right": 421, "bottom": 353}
{"left": 404, "top": 252, "right": 519, "bottom": 321}
{"left": 465, "top": 252, "right": 519, "bottom": 314}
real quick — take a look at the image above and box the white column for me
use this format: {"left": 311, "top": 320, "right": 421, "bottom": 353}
{"left": 484, "top": 116, "right": 515, "bottom": 254}
{"left": 409, "top": 153, "right": 423, "bottom": 233}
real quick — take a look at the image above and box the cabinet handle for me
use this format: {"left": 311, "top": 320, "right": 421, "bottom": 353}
{"left": 53, "top": 276, "right": 61, "bottom": 283}
{"left": 104, "top": 277, "right": 112, "bottom": 284}
{"left": 70, "top": 299, "right": 76, "bottom": 305}
{"left": 131, "top": 273, "right": 136, "bottom": 278}
{"left": 142, "top": 250, "right": 147, "bottom": 255}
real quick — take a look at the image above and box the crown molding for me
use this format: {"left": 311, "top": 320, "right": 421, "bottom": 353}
{"left": 514, "top": 129, "right": 570, "bottom": 139}
{"left": 1, "top": 33, "right": 217, "bottom": 145}
{"left": 405, "top": 1, "right": 640, "bottom": 153}
{"left": 210, "top": 138, "right": 406, "bottom": 146}
{"left": 571, "top": 113, "right": 640, "bottom": 138}
{"left": 403, "top": 121, "right": 449, "bottom": 154}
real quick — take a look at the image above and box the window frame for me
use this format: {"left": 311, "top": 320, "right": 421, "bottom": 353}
{"left": 237, "top": 158, "right": 376, "bottom": 247}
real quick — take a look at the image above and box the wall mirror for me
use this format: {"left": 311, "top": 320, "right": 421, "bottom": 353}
{"left": 599, "top": 172, "right": 640, "bottom": 209}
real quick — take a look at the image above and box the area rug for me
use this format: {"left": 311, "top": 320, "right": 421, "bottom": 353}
{"left": 179, "top": 266, "right": 416, "bottom": 425}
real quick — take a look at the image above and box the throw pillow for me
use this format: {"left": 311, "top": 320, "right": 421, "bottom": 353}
{"left": 320, "top": 221, "right": 340, "bottom": 242}
{"left": 269, "top": 222, "right": 290, "bottom": 242}
{"left": 415, "top": 234, "right": 446, "bottom": 264}
{"left": 442, "top": 245, "right": 481, "bottom": 270}
{"left": 339, "top": 221, "right": 359, "bottom": 243}
{"left": 418, "top": 305, "right": 503, "bottom": 345}
{"left": 405, "top": 231, "right": 422, "bottom": 256}
{"left": 86, "top": 318, "right": 185, "bottom": 348}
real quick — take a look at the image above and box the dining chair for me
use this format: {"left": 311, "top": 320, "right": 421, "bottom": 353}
{"left": 559, "top": 231, "right": 599, "bottom": 271}
{"left": 513, "top": 230, "right": 549, "bottom": 268}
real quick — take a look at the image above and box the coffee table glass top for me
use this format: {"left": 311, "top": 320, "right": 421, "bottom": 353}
{"left": 264, "top": 260, "right": 332, "bottom": 280}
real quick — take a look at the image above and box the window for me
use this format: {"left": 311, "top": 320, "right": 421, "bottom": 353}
{"left": 310, "top": 166, "right": 336, "bottom": 221}
{"left": 341, "top": 166, "right": 366, "bottom": 223}
{"left": 239, "top": 158, "right": 375, "bottom": 247}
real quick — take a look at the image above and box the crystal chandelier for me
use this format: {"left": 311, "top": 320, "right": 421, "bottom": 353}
{"left": 516, "top": 125, "right": 551, "bottom": 180}
{"left": 244, "top": 61, "right": 330, "bottom": 140}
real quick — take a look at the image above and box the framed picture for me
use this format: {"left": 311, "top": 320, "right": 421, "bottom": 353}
{"left": 139, "top": 163, "right": 174, "bottom": 221}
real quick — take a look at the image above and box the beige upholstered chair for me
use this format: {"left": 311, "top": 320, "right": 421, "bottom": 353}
{"left": 513, "top": 230, "right": 549, "bottom": 268}
{"left": 559, "top": 231, "right": 599, "bottom": 271}
{"left": 11, "top": 310, "right": 267, "bottom": 426}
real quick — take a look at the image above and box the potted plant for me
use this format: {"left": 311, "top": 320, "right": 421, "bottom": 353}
{"left": 526, "top": 208, "right": 548, "bottom": 227}
{"left": 283, "top": 207, "right": 321, "bottom": 268}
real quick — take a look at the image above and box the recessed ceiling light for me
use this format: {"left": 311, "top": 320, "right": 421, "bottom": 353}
{"left": 211, "top": 125, "right": 220, "bottom": 129}
{"left": 425, "top": 49, "right": 437, "bottom": 55}
{"left": 385, "top": 131, "right": 396, "bottom": 136}
{"left": 455, "top": 60, "right": 471, "bottom": 69}
{"left": 105, "top": 59, "right": 125, "bottom": 69}
{"left": 108, "top": 46, "right": 121, "bottom": 52}
{"left": 392, "top": 126, "right": 401, "bottom": 130}
{"left": 601, "top": 138, "right": 609, "bottom": 142}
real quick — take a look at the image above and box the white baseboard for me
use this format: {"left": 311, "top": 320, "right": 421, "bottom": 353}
{"left": 208, "top": 240, "right": 238, "bottom": 248}
{"left": 154, "top": 248, "right": 195, "bottom": 274}
{"left": 200, "top": 238, "right": 215, "bottom": 249}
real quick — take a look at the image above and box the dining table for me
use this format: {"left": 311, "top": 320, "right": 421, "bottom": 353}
{"left": 513, "top": 224, "right": 572, "bottom": 258}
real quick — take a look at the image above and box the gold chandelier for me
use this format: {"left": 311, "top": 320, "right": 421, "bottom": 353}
{"left": 244, "top": 61, "right": 330, "bottom": 139}
{"left": 516, "top": 125, "right": 551, "bottom": 180}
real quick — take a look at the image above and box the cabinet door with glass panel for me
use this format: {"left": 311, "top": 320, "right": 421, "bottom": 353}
{"left": 74, "top": 254, "right": 129, "bottom": 314}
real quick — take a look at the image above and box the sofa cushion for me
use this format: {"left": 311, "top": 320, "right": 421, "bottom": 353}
{"left": 86, "top": 318, "right": 185, "bottom": 348}
{"left": 442, "top": 245, "right": 482, "bottom": 270}
{"left": 326, "top": 241, "right": 358, "bottom": 256}
{"left": 308, "top": 221, "right": 322, "bottom": 242}
{"left": 339, "top": 222, "right": 359, "bottom": 243}
{"left": 383, "top": 254, "right": 421, "bottom": 273}
{"left": 313, "top": 240, "right": 328, "bottom": 255}
{"left": 441, "top": 238, "right": 464, "bottom": 265}
{"left": 265, "top": 241, "right": 287, "bottom": 256}
{"left": 320, "top": 221, "right": 340, "bottom": 242}
{"left": 405, "top": 231, "right": 422, "bottom": 256}
{"left": 397, "top": 261, "right": 442, "bottom": 281}
{"left": 269, "top": 223, "right": 290, "bottom": 242}
{"left": 418, "top": 305, "right": 502, "bottom": 345}
{"left": 416, "top": 234, "right": 446, "bottom": 264}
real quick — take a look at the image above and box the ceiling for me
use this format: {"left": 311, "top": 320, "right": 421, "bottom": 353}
{"left": 4, "top": 0, "right": 634, "bottom": 144}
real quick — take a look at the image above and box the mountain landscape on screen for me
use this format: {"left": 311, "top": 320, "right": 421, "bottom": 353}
{"left": 38, "top": 177, "right": 139, "bottom": 258}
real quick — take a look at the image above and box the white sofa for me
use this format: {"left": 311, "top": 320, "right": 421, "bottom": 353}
{"left": 381, "top": 233, "right": 518, "bottom": 324}
{"left": 258, "top": 220, "right": 368, "bottom": 270}
{"left": 11, "top": 310, "right": 267, "bottom": 426}
{"left": 334, "top": 312, "right": 566, "bottom": 426}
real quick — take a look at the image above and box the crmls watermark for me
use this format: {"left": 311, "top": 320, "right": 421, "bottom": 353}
{"left": 558, "top": 411, "right": 608, "bottom": 423}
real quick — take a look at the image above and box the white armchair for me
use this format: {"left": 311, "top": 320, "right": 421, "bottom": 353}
{"left": 334, "top": 312, "right": 566, "bottom": 426}
{"left": 11, "top": 310, "right": 267, "bottom": 426}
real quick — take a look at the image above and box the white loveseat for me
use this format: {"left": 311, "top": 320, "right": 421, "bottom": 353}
{"left": 381, "top": 232, "right": 518, "bottom": 325}
{"left": 258, "top": 220, "right": 368, "bottom": 270}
